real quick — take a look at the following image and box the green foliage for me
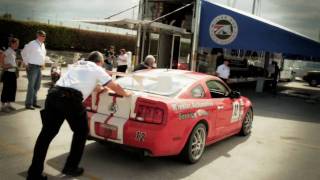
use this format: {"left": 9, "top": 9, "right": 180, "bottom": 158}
{"left": 0, "top": 19, "right": 136, "bottom": 52}
{"left": 1, "top": 13, "right": 12, "bottom": 20}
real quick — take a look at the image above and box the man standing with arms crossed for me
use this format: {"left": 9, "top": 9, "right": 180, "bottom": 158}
{"left": 27, "top": 51, "right": 131, "bottom": 180}
{"left": 21, "top": 30, "right": 47, "bottom": 110}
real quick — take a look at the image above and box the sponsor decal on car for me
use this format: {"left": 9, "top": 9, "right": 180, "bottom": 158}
{"left": 172, "top": 102, "right": 214, "bottom": 111}
{"left": 195, "top": 109, "right": 209, "bottom": 117}
{"left": 179, "top": 112, "right": 196, "bottom": 120}
{"left": 179, "top": 110, "right": 209, "bottom": 120}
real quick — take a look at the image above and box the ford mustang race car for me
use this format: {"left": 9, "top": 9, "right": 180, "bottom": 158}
{"left": 84, "top": 69, "right": 253, "bottom": 163}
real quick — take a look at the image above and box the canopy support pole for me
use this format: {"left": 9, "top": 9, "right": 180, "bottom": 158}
{"left": 191, "top": 0, "right": 202, "bottom": 71}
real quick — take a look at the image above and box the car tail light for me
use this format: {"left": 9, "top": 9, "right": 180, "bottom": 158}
{"left": 135, "top": 105, "right": 164, "bottom": 124}
{"left": 95, "top": 122, "right": 118, "bottom": 140}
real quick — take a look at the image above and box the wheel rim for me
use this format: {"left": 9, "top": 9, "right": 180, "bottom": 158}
{"left": 243, "top": 110, "right": 253, "bottom": 134}
{"left": 191, "top": 127, "right": 206, "bottom": 160}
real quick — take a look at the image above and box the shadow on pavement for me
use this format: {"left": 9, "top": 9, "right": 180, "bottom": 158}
{"left": 18, "top": 171, "right": 79, "bottom": 180}
{"left": 13, "top": 100, "right": 46, "bottom": 108}
{"left": 0, "top": 100, "right": 46, "bottom": 116}
{"left": 46, "top": 136, "right": 249, "bottom": 180}
{"left": 0, "top": 108, "right": 28, "bottom": 117}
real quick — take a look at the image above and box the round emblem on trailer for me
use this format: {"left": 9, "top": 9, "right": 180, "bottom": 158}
{"left": 209, "top": 15, "right": 238, "bottom": 45}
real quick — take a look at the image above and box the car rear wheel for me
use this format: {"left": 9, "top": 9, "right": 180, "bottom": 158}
{"left": 240, "top": 108, "right": 253, "bottom": 136}
{"left": 181, "top": 123, "right": 207, "bottom": 164}
{"left": 309, "top": 79, "right": 318, "bottom": 87}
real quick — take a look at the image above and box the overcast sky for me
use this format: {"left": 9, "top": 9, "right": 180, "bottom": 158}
{"left": 0, "top": 0, "right": 319, "bottom": 41}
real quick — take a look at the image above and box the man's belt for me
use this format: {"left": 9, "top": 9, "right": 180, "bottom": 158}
{"left": 29, "top": 64, "right": 42, "bottom": 67}
{"left": 54, "top": 86, "right": 83, "bottom": 99}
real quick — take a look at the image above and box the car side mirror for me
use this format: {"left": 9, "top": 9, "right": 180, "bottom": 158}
{"left": 230, "top": 91, "right": 241, "bottom": 99}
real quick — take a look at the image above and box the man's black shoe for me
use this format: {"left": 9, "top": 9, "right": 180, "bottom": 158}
{"left": 26, "top": 174, "right": 47, "bottom": 180}
{"left": 25, "top": 106, "right": 35, "bottom": 110}
{"left": 33, "top": 104, "right": 42, "bottom": 108}
{"left": 62, "top": 167, "right": 84, "bottom": 177}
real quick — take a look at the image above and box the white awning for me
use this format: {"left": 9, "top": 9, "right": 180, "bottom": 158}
{"left": 75, "top": 18, "right": 191, "bottom": 35}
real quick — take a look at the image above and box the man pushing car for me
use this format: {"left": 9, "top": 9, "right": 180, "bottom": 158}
{"left": 27, "top": 51, "right": 131, "bottom": 180}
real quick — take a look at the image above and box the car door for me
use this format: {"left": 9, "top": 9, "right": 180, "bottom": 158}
{"left": 205, "top": 80, "right": 234, "bottom": 137}
{"left": 189, "top": 84, "right": 218, "bottom": 140}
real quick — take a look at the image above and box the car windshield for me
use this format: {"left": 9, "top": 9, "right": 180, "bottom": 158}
{"left": 116, "top": 69, "right": 197, "bottom": 97}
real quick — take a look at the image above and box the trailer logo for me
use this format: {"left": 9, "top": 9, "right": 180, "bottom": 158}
{"left": 210, "top": 15, "right": 238, "bottom": 45}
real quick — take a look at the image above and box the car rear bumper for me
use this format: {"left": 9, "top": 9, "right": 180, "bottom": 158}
{"left": 88, "top": 118, "right": 185, "bottom": 157}
{"left": 124, "top": 120, "right": 185, "bottom": 156}
{"left": 87, "top": 135, "right": 152, "bottom": 156}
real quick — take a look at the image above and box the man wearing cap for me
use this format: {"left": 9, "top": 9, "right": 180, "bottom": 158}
{"left": 21, "top": 30, "right": 47, "bottom": 110}
{"left": 27, "top": 51, "right": 132, "bottom": 180}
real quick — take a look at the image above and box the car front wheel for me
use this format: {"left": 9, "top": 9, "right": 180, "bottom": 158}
{"left": 240, "top": 108, "right": 253, "bottom": 136}
{"left": 181, "top": 123, "right": 207, "bottom": 164}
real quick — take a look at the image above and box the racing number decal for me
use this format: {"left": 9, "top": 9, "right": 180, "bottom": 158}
{"left": 231, "top": 101, "right": 241, "bottom": 122}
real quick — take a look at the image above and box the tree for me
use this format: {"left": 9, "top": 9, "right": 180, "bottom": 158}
{"left": 1, "top": 13, "right": 12, "bottom": 20}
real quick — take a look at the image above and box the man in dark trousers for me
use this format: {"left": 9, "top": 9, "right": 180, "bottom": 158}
{"left": 104, "top": 45, "right": 116, "bottom": 70}
{"left": 27, "top": 51, "right": 131, "bottom": 180}
{"left": 271, "top": 61, "right": 280, "bottom": 95}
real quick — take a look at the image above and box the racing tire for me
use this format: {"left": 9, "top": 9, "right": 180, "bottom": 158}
{"left": 180, "top": 123, "right": 207, "bottom": 164}
{"left": 309, "top": 80, "right": 318, "bottom": 87}
{"left": 239, "top": 108, "right": 253, "bottom": 136}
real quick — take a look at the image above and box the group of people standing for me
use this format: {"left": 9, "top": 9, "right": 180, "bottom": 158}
{"left": 104, "top": 45, "right": 157, "bottom": 73}
{"left": 0, "top": 30, "right": 46, "bottom": 113}
{"left": 104, "top": 46, "right": 129, "bottom": 73}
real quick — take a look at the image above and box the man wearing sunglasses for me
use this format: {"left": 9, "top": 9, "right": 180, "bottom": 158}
{"left": 21, "top": 30, "right": 47, "bottom": 110}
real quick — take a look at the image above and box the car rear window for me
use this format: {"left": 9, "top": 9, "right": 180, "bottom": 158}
{"left": 116, "top": 70, "right": 197, "bottom": 97}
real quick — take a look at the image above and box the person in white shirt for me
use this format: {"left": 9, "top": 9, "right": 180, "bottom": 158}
{"left": 116, "top": 48, "right": 128, "bottom": 73}
{"left": 27, "top": 51, "right": 131, "bottom": 180}
{"left": 21, "top": 30, "right": 47, "bottom": 110}
{"left": 1, "top": 38, "right": 19, "bottom": 112}
{"left": 216, "top": 59, "right": 230, "bottom": 83}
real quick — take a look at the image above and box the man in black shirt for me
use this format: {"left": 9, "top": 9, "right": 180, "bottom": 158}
{"left": 271, "top": 61, "right": 280, "bottom": 95}
{"left": 104, "top": 46, "right": 116, "bottom": 70}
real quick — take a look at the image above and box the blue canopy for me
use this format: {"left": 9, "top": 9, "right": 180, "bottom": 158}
{"left": 199, "top": 0, "right": 320, "bottom": 60}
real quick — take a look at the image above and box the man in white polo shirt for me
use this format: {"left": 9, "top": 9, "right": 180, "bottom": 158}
{"left": 21, "top": 30, "right": 47, "bottom": 110}
{"left": 27, "top": 51, "right": 131, "bottom": 180}
{"left": 216, "top": 59, "right": 230, "bottom": 83}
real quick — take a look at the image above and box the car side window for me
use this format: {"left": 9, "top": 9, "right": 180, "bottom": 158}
{"left": 206, "top": 80, "right": 229, "bottom": 98}
{"left": 191, "top": 85, "right": 205, "bottom": 98}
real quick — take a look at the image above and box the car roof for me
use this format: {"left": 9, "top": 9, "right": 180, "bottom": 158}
{"left": 134, "top": 68, "right": 218, "bottom": 81}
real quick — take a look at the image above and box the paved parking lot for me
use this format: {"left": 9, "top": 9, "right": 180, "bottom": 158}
{"left": 0, "top": 69, "right": 320, "bottom": 180}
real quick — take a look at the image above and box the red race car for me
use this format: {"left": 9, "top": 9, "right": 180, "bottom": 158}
{"left": 84, "top": 69, "right": 253, "bottom": 163}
